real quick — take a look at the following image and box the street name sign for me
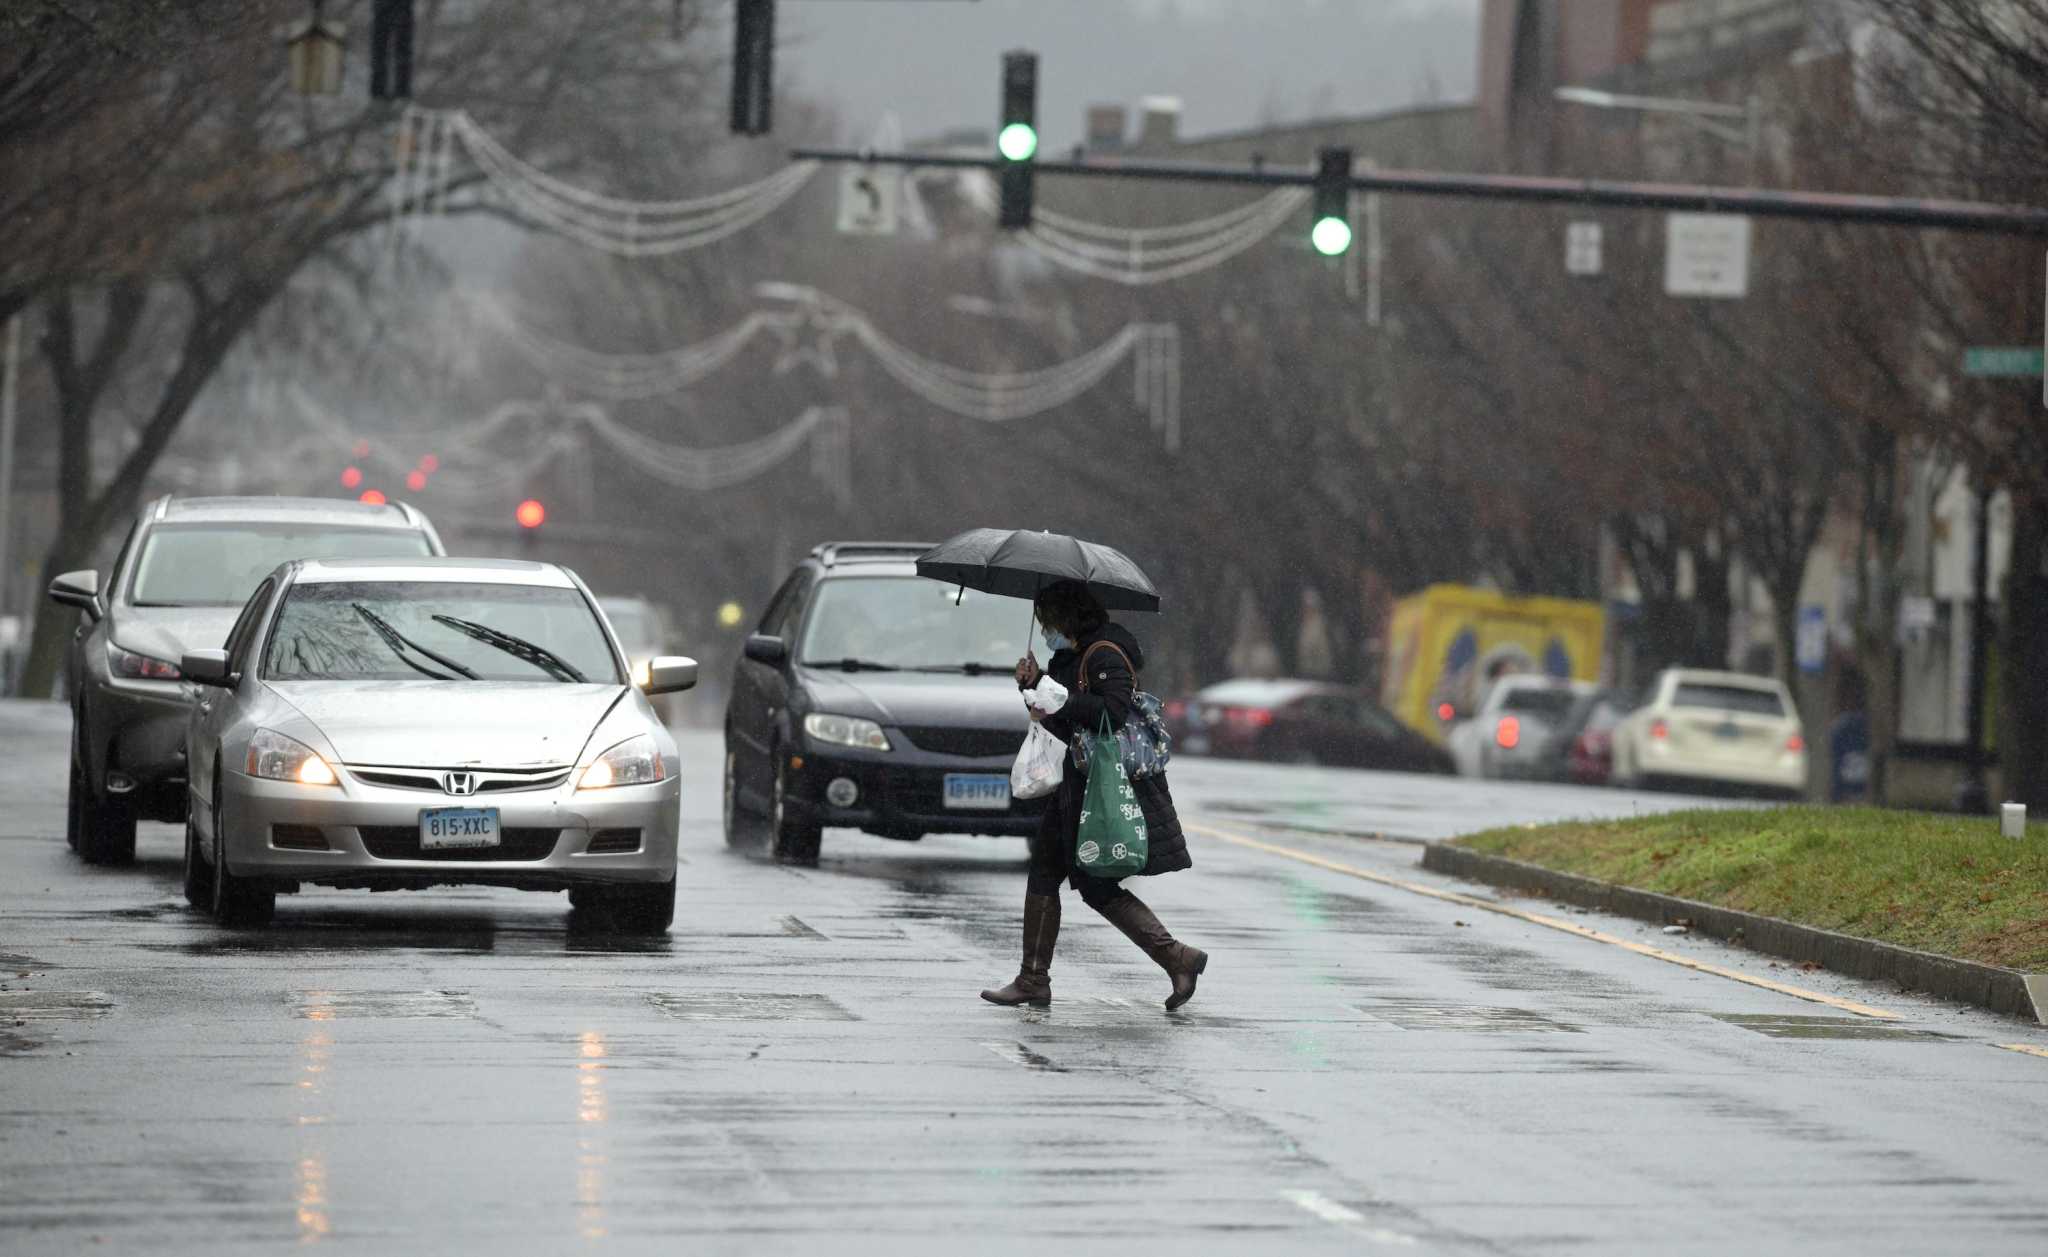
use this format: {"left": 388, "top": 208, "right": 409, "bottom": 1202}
{"left": 1664, "top": 212, "right": 1751, "bottom": 298}
{"left": 1961, "top": 347, "right": 2044, "bottom": 377}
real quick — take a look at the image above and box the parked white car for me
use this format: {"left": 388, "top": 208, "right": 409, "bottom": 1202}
{"left": 1446, "top": 675, "right": 1593, "bottom": 779}
{"left": 1611, "top": 668, "right": 1806, "bottom": 798}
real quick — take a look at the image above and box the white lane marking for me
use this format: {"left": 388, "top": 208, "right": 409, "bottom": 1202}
{"left": 1189, "top": 821, "right": 1903, "bottom": 1021}
{"left": 1283, "top": 1191, "right": 1418, "bottom": 1245}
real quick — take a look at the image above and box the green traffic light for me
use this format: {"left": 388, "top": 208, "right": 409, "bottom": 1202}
{"left": 1311, "top": 215, "right": 1353, "bottom": 256}
{"left": 998, "top": 122, "right": 1038, "bottom": 162}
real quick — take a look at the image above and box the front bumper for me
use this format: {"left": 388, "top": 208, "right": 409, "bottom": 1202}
{"left": 217, "top": 767, "right": 680, "bottom": 891}
{"left": 784, "top": 743, "right": 1047, "bottom": 838}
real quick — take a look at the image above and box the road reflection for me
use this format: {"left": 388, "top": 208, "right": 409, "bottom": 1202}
{"left": 577, "top": 1030, "right": 608, "bottom": 1240}
{"left": 297, "top": 997, "right": 335, "bottom": 1244}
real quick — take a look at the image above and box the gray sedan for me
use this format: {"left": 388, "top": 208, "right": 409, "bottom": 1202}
{"left": 178, "top": 557, "right": 697, "bottom": 933}
{"left": 48, "top": 494, "right": 445, "bottom": 864}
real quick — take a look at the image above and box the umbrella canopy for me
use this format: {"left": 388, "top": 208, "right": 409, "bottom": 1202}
{"left": 915, "top": 528, "right": 1161, "bottom": 613}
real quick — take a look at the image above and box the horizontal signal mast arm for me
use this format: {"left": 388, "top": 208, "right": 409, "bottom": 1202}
{"left": 788, "top": 146, "right": 2048, "bottom": 236}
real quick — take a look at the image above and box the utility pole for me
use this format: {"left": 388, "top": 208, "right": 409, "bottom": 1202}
{"left": 1958, "top": 473, "right": 1993, "bottom": 814}
{"left": 0, "top": 313, "right": 20, "bottom": 694}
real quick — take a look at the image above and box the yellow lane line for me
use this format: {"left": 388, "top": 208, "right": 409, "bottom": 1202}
{"left": 1185, "top": 821, "right": 1903, "bottom": 1022}
{"left": 1994, "top": 1043, "right": 2048, "bottom": 1060}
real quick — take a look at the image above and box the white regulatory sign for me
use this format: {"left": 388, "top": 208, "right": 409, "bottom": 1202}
{"left": 1565, "top": 221, "right": 1603, "bottom": 276}
{"left": 836, "top": 166, "right": 899, "bottom": 236}
{"left": 1664, "top": 212, "right": 1751, "bottom": 298}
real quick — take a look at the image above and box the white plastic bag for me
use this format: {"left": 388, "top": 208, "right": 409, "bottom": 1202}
{"left": 1023, "top": 674, "right": 1068, "bottom": 716}
{"left": 1011, "top": 722, "right": 1066, "bottom": 800}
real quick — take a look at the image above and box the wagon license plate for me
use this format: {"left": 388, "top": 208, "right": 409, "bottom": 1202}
{"left": 943, "top": 774, "right": 1011, "bottom": 810}
{"left": 420, "top": 806, "right": 500, "bottom": 850}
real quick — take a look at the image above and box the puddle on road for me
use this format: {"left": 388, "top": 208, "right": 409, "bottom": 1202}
{"left": 291, "top": 989, "right": 477, "bottom": 1019}
{"left": 1361, "top": 999, "right": 1583, "bottom": 1033}
{"left": 645, "top": 992, "right": 859, "bottom": 1022}
{"left": 0, "top": 952, "right": 53, "bottom": 971}
{"left": 0, "top": 990, "right": 116, "bottom": 1019}
{"left": 982, "top": 1040, "right": 1065, "bottom": 1071}
{"left": 1510, "top": 1045, "right": 1661, "bottom": 1073}
{"left": 1009, "top": 998, "right": 1269, "bottom": 1031}
{"left": 1712, "top": 1013, "right": 1961, "bottom": 1042}
{"left": 102, "top": 901, "right": 187, "bottom": 921}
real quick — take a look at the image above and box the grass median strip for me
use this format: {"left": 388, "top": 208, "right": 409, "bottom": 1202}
{"left": 1455, "top": 807, "right": 2048, "bottom": 972}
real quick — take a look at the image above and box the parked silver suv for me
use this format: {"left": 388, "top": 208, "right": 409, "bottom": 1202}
{"left": 50, "top": 495, "right": 445, "bottom": 863}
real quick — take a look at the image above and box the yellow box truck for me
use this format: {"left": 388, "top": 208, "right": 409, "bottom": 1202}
{"left": 1380, "top": 585, "right": 1606, "bottom": 745}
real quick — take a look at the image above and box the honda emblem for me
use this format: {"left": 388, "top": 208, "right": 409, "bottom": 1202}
{"left": 443, "top": 771, "right": 477, "bottom": 796}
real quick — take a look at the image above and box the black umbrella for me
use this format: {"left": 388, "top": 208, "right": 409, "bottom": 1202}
{"left": 916, "top": 528, "right": 1161, "bottom": 616}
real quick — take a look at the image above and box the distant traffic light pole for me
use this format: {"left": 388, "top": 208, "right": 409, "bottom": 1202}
{"left": 787, "top": 146, "right": 2048, "bottom": 238}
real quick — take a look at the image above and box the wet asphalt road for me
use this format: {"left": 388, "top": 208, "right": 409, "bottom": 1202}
{"left": 3, "top": 698, "right": 2046, "bottom": 1256}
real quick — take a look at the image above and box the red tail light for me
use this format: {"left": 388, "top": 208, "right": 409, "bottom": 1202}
{"left": 1785, "top": 733, "right": 1805, "bottom": 753}
{"left": 1650, "top": 720, "right": 1669, "bottom": 741}
{"left": 1436, "top": 701, "right": 1456, "bottom": 722}
{"left": 1246, "top": 707, "right": 1275, "bottom": 728}
{"left": 1495, "top": 715, "right": 1520, "bottom": 750}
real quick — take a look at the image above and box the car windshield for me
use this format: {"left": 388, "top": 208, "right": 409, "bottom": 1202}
{"left": 263, "top": 580, "right": 620, "bottom": 683}
{"left": 1499, "top": 687, "right": 1577, "bottom": 721}
{"left": 129, "top": 525, "right": 433, "bottom": 607}
{"left": 1673, "top": 682, "right": 1787, "bottom": 717}
{"left": 798, "top": 577, "right": 1022, "bottom": 671}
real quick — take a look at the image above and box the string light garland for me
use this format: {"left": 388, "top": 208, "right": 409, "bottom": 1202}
{"left": 386, "top": 106, "right": 821, "bottom": 257}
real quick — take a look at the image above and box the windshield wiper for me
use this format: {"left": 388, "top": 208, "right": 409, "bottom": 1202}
{"left": 352, "top": 604, "right": 477, "bottom": 680}
{"left": 802, "top": 658, "right": 901, "bottom": 673}
{"left": 911, "top": 663, "right": 1010, "bottom": 676}
{"left": 431, "top": 615, "right": 587, "bottom": 683}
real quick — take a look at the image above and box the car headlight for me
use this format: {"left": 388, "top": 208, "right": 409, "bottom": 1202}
{"left": 108, "top": 642, "right": 180, "bottom": 680}
{"left": 578, "top": 734, "right": 667, "bottom": 790}
{"left": 803, "top": 713, "right": 891, "bottom": 752}
{"left": 246, "top": 728, "right": 336, "bottom": 786}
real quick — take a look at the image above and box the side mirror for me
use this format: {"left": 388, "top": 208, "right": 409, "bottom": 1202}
{"left": 644, "top": 655, "right": 699, "bottom": 695}
{"left": 49, "top": 569, "right": 102, "bottom": 620}
{"left": 743, "top": 634, "right": 787, "bottom": 665}
{"left": 180, "top": 649, "right": 234, "bottom": 688}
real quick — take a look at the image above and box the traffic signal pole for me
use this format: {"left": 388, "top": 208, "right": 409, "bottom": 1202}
{"left": 786, "top": 147, "right": 2048, "bottom": 236}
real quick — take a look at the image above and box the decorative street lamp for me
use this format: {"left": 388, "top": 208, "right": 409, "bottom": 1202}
{"left": 287, "top": 1, "right": 347, "bottom": 96}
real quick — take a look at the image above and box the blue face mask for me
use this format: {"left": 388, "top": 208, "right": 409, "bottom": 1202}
{"left": 1042, "top": 627, "right": 1073, "bottom": 653}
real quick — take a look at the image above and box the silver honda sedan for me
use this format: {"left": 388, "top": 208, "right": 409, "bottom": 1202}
{"left": 178, "top": 557, "right": 696, "bottom": 933}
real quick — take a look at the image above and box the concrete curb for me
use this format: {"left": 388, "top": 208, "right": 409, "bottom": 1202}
{"left": 1421, "top": 842, "right": 2047, "bottom": 1024}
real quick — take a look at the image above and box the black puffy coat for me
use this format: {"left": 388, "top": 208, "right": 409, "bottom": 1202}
{"left": 1032, "top": 622, "right": 1191, "bottom": 885}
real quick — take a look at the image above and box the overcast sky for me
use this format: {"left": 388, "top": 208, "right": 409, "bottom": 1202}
{"left": 779, "top": 0, "right": 1483, "bottom": 149}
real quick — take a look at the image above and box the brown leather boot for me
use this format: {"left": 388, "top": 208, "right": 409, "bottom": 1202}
{"left": 1096, "top": 894, "right": 1208, "bottom": 1009}
{"left": 981, "top": 892, "right": 1060, "bottom": 1006}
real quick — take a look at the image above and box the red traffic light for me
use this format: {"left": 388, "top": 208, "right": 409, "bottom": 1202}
{"left": 341, "top": 466, "right": 363, "bottom": 489}
{"left": 515, "top": 499, "right": 546, "bottom": 529}
{"left": 359, "top": 489, "right": 387, "bottom": 505}
{"left": 405, "top": 469, "right": 428, "bottom": 492}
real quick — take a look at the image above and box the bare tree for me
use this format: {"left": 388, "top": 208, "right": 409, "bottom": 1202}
{"left": 15, "top": 0, "right": 718, "bottom": 695}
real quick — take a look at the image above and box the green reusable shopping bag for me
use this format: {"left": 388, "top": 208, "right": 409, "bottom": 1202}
{"left": 1075, "top": 714, "right": 1148, "bottom": 879}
